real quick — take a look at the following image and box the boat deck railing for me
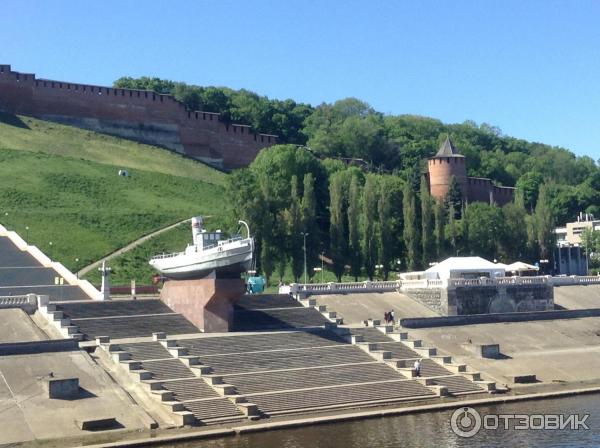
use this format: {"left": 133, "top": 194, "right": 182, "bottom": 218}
{"left": 150, "top": 236, "right": 250, "bottom": 261}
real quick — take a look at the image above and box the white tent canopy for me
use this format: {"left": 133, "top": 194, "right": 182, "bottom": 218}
{"left": 505, "top": 261, "right": 539, "bottom": 272}
{"left": 425, "top": 256, "right": 505, "bottom": 281}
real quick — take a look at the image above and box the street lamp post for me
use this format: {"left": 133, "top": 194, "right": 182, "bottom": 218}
{"left": 300, "top": 232, "right": 309, "bottom": 284}
{"left": 315, "top": 253, "right": 325, "bottom": 284}
{"left": 75, "top": 258, "right": 79, "bottom": 279}
{"left": 48, "top": 241, "right": 53, "bottom": 261}
{"left": 25, "top": 226, "right": 29, "bottom": 242}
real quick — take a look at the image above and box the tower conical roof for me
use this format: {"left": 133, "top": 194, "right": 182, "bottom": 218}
{"left": 434, "top": 136, "right": 464, "bottom": 157}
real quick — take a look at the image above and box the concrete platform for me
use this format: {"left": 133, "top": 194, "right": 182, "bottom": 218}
{"left": 554, "top": 284, "right": 600, "bottom": 310}
{"left": 0, "top": 350, "right": 151, "bottom": 444}
{"left": 0, "top": 308, "right": 48, "bottom": 342}
{"left": 406, "top": 316, "right": 600, "bottom": 386}
{"left": 312, "top": 292, "right": 438, "bottom": 325}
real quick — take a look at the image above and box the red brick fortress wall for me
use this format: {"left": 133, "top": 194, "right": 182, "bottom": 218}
{"left": 0, "top": 65, "right": 276, "bottom": 169}
{"left": 466, "top": 177, "right": 514, "bottom": 206}
{"left": 428, "top": 154, "right": 515, "bottom": 206}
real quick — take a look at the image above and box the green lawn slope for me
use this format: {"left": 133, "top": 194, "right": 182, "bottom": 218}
{"left": 83, "top": 222, "right": 191, "bottom": 285}
{"left": 0, "top": 114, "right": 228, "bottom": 275}
{"left": 0, "top": 113, "right": 224, "bottom": 185}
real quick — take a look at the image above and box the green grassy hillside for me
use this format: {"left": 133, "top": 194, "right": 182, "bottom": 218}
{"left": 0, "top": 114, "right": 228, "bottom": 274}
{"left": 0, "top": 114, "right": 224, "bottom": 185}
{"left": 83, "top": 222, "right": 192, "bottom": 285}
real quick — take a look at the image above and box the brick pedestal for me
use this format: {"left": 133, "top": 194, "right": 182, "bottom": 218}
{"left": 160, "top": 277, "right": 245, "bottom": 332}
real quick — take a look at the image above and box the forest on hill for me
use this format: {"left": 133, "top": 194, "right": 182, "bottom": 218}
{"left": 115, "top": 77, "right": 600, "bottom": 280}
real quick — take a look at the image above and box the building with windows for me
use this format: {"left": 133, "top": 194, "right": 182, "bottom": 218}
{"left": 554, "top": 213, "right": 598, "bottom": 275}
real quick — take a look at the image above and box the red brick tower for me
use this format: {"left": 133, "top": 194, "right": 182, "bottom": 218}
{"left": 427, "top": 137, "right": 467, "bottom": 201}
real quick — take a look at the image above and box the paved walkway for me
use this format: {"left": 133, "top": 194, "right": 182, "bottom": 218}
{"left": 313, "top": 291, "right": 438, "bottom": 324}
{"left": 77, "top": 218, "right": 190, "bottom": 277}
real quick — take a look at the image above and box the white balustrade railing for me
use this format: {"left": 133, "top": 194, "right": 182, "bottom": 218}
{"left": 289, "top": 274, "right": 600, "bottom": 297}
{"left": 0, "top": 295, "right": 37, "bottom": 308}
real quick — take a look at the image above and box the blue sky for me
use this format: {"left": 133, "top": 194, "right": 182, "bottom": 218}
{"left": 1, "top": 0, "right": 599, "bottom": 159}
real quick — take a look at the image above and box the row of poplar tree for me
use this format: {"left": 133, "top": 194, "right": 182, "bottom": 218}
{"left": 226, "top": 145, "right": 557, "bottom": 284}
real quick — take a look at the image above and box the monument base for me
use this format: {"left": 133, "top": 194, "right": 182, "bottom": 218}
{"left": 160, "top": 277, "right": 245, "bottom": 332}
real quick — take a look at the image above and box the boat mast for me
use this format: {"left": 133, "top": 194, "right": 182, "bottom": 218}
{"left": 238, "top": 220, "right": 250, "bottom": 239}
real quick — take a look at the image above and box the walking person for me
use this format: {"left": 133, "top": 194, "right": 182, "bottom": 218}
{"left": 414, "top": 359, "right": 421, "bottom": 377}
{"left": 384, "top": 311, "right": 389, "bottom": 324}
{"left": 390, "top": 309, "right": 395, "bottom": 325}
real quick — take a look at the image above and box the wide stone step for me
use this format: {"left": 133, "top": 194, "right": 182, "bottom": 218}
{"left": 191, "top": 345, "right": 374, "bottom": 376}
{"left": 222, "top": 363, "right": 404, "bottom": 395}
{"left": 118, "top": 342, "right": 171, "bottom": 361}
{"left": 176, "top": 330, "right": 346, "bottom": 357}
{"left": 141, "top": 359, "right": 196, "bottom": 381}
{"left": 183, "top": 398, "right": 245, "bottom": 422}
{"left": 249, "top": 380, "right": 436, "bottom": 414}
{"left": 161, "top": 378, "right": 220, "bottom": 401}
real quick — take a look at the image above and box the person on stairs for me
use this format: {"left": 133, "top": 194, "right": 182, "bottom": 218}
{"left": 414, "top": 359, "right": 421, "bottom": 377}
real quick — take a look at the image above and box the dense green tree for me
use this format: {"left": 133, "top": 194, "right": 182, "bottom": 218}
{"left": 114, "top": 77, "right": 313, "bottom": 144}
{"left": 446, "top": 203, "right": 458, "bottom": 256}
{"left": 499, "top": 202, "right": 528, "bottom": 261}
{"left": 284, "top": 176, "right": 303, "bottom": 281}
{"left": 362, "top": 175, "right": 379, "bottom": 279}
{"left": 515, "top": 171, "right": 544, "bottom": 211}
{"left": 117, "top": 73, "right": 599, "bottom": 202}
{"left": 547, "top": 184, "right": 580, "bottom": 224}
{"left": 403, "top": 183, "right": 419, "bottom": 270}
{"left": 460, "top": 203, "right": 470, "bottom": 255}
{"left": 466, "top": 203, "right": 505, "bottom": 260}
{"left": 301, "top": 173, "right": 319, "bottom": 278}
{"left": 225, "top": 168, "right": 267, "bottom": 271}
{"left": 329, "top": 172, "right": 347, "bottom": 281}
{"left": 378, "top": 177, "right": 394, "bottom": 280}
{"left": 303, "top": 98, "right": 396, "bottom": 168}
{"left": 535, "top": 184, "right": 556, "bottom": 267}
{"left": 581, "top": 228, "right": 600, "bottom": 273}
{"left": 274, "top": 215, "right": 288, "bottom": 283}
{"left": 433, "top": 199, "right": 446, "bottom": 260}
{"left": 260, "top": 237, "right": 277, "bottom": 284}
{"left": 420, "top": 176, "right": 434, "bottom": 267}
{"left": 211, "top": 79, "right": 600, "bottom": 279}
{"left": 445, "top": 176, "right": 463, "bottom": 218}
{"left": 347, "top": 175, "right": 362, "bottom": 281}
{"left": 525, "top": 213, "right": 539, "bottom": 260}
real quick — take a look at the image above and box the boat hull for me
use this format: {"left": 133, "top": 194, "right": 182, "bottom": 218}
{"left": 150, "top": 243, "right": 253, "bottom": 280}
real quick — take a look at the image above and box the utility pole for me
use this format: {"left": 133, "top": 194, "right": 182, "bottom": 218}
{"left": 301, "top": 232, "right": 309, "bottom": 284}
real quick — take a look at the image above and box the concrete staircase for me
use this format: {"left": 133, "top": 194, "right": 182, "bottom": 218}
{"left": 38, "top": 302, "right": 84, "bottom": 341}
{"left": 95, "top": 333, "right": 259, "bottom": 426}
{"left": 298, "top": 297, "right": 343, "bottom": 325}
{"left": 373, "top": 325, "right": 496, "bottom": 393}
{"left": 168, "top": 330, "right": 440, "bottom": 417}
{"left": 153, "top": 333, "right": 259, "bottom": 421}
{"left": 334, "top": 325, "right": 495, "bottom": 395}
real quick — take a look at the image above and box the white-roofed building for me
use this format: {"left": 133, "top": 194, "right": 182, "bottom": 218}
{"left": 424, "top": 256, "right": 505, "bottom": 281}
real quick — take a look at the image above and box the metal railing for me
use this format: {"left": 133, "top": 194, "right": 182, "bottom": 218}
{"left": 150, "top": 236, "right": 248, "bottom": 260}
